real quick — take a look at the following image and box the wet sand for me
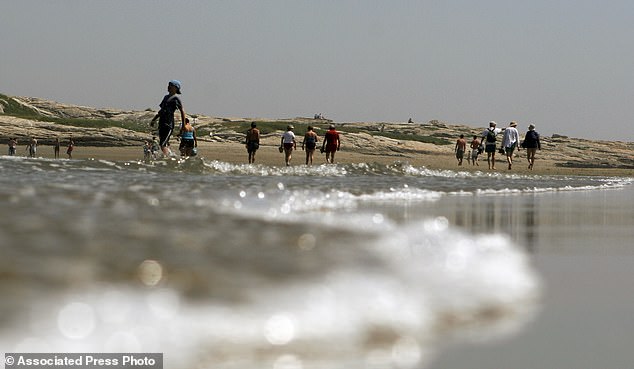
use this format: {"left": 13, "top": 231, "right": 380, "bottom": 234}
{"left": 427, "top": 184, "right": 634, "bottom": 369}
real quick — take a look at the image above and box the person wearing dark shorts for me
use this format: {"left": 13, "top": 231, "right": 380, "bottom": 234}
{"left": 54, "top": 137, "right": 60, "bottom": 159}
{"left": 178, "top": 118, "right": 197, "bottom": 157}
{"left": 151, "top": 80, "right": 186, "bottom": 157}
{"left": 245, "top": 122, "right": 260, "bottom": 164}
{"left": 522, "top": 124, "right": 541, "bottom": 170}
{"left": 302, "top": 126, "right": 318, "bottom": 165}
{"left": 480, "top": 121, "right": 502, "bottom": 170}
{"left": 455, "top": 134, "right": 466, "bottom": 166}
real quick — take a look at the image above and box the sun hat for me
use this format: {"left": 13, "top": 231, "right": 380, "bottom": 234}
{"left": 510, "top": 121, "right": 517, "bottom": 127}
{"left": 489, "top": 121, "right": 496, "bottom": 126}
{"left": 168, "top": 80, "right": 182, "bottom": 94}
{"left": 287, "top": 125, "right": 294, "bottom": 130}
{"left": 528, "top": 124, "right": 535, "bottom": 130}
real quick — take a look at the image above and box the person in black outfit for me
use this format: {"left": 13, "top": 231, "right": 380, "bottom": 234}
{"left": 151, "top": 80, "right": 186, "bottom": 157}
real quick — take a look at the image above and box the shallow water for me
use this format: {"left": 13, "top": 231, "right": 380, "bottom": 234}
{"left": 0, "top": 155, "right": 631, "bottom": 368}
{"left": 427, "top": 184, "right": 634, "bottom": 369}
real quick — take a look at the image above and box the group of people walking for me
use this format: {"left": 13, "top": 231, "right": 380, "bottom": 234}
{"left": 6, "top": 137, "right": 74, "bottom": 159}
{"left": 148, "top": 79, "right": 341, "bottom": 166}
{"left": 455, "top": 121, "right": 541, "bottom": 170}
{"left": 9, "top": 79, "right": 542, "bottom": 172}
{"left": 245, "top": 122, "right": 341, "bottom": 166}
{"left": 150, "top": 79, "right": 548, "bottom": 170}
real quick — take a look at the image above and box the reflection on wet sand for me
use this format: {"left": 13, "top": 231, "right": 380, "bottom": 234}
{"left": 424, "top": 195, "right": 541, "bottom": 253}
{"left": 398, "top": 187, "right": 634, "bottom": 255}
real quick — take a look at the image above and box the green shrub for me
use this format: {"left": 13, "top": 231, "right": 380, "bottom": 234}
{"left": 0, "top": 93, "right": 41, "bottom": 118}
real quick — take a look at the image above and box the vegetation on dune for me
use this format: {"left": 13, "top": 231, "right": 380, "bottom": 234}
{"left": 46, "top": 117, "right": 147, "bottom": 132}
{"left": 1, "top": 93, "right": 451, "bottom": 145}
{"left": 0, "top": 93, "right": 147, "bottom": 132}
{"left": 339, "top": 125, "right": 452, "bottom": 145}
{"left": 229, "top": 120, "right": 452, "bottom": 145}
{"left": 232, "top": 121, "right": 305, "bottom": 135}
{"left": 0, "top": 93, "right": 40, "bottom": 119}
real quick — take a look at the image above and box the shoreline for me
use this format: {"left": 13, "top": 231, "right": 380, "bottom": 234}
{"left": 3, "top": 95, "right": 633, "bottom": 176}
{"left": 13, "top": 141, "right": 634, "bottom": 177}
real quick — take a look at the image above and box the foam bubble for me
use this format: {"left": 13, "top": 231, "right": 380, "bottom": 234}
{"left": 297, "top": 233, "right": 316, "bottom": 251}
{"left": 57, "top": 302, "right": 95, "bottom": 339}
{"left": 264, "top": 314, "right": 295, "bottom": 345}
{"left": 138, "top": 260, "right": 163, "bottom": 287}
{"left": 146, "top": 289, "right": 180, "bottom": 319}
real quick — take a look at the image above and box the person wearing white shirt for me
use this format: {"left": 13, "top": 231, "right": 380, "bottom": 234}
{"left": 280, "top": 125, "right": 297, "bottom": 166}
{"left": 501, "top": 121, "right": 520, "bottom": 170}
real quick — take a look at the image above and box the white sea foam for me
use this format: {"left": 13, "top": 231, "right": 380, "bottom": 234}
{"left": 1, "top": 215, "right": 540, "bottom": 369}
{"left": 2, "top": 156, "right": 630, "bottom": 368}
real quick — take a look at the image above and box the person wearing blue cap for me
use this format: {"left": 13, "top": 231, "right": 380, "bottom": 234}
{"left": 150, "top": 80, "right": 186, "bottom": 157}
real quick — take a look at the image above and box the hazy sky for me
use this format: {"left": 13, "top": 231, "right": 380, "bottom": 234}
{"left": 2, "top": 1, "right": 633, "bottom": 141}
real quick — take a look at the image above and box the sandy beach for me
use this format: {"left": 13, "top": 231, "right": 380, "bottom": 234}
{"left": 2, "top": 95, "right": 633, "bottom": 179}
{"left": 33, "top": 140, "right": 634, "bottom": 178}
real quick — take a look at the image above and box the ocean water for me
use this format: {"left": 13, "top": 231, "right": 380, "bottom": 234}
{"left": 0, "top": 155, "right": 631, "bottom": 368}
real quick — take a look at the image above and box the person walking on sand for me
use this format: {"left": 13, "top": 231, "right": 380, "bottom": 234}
{"left": 66, "top": 137, "right": 74, "bottom": 159}
{"left": 455, "top": 134, "right": 467, "bottom": 166}
{"left": 8, "top": 138, "right": 17, "bottom": 156}
{"left": 469, "top": 135, "right": 481, "bottom": 166}
{"left": 54, "top": 137, "right": 61, "bottom": 159}
{"left": 143, "top": 140, "right": 152, "bottom": 161}
{"left": 522, "top": 124, "right": 541, "bottom": 170}
{"left": 26, "top": 137, "right": 37, "bottom": 157}
{"left": 280, "top": 125, "right": 296, "bottom": 166}
{"left": 321, "top": 124, "right": 340, "bottom": 164}
{"left": 501, "top": 121, "right": 520, "bottom": 170}
{"left": 245, "top": 122, "right": 260, "bottom": 164}
{"left": 151, "top": 136, "right": 159, "bottom": 159}
{"left": 150, "top": 80, "right": 186, "bottom": 158}
{"left": 178, "top": 117, "right": 197, "bottom": 157}
{"left": 302, "top": 125, "right": 318, "bottom": 165}
{"left": 481, "top": 121, "right": 502, "bottom": 170}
